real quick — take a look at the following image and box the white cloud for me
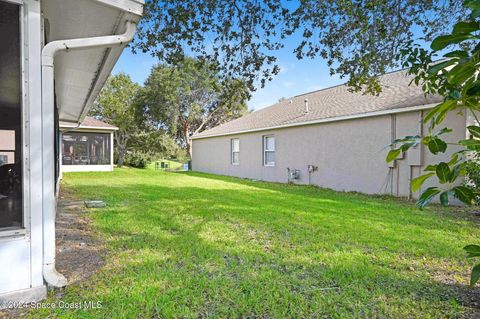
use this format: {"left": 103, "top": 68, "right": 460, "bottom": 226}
{"left": 279, "top": 65, "right": 289, "bottom": 74}
{"left": 282, "top": 81, "right": 296, "bottom": 88}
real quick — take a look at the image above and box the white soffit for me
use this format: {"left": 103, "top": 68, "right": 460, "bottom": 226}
{"left": 42, "top": 0, "right": 143, "bottom": 123}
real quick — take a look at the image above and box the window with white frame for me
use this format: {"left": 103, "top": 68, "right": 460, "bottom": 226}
{"left": 231, "top": 138, "right": 240, "bottom": 165}
{"left": 263, "top": 135, "right": 275, "bottom": 166}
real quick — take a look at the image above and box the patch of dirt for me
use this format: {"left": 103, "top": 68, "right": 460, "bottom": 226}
{"left": 430, "top": 265, "right": 480, "bottom": 318}
{"left": 0, "top": 190, "right": 105, "bottom": 318}
{"left": 55, "top": 195, "right": 105, "bottom": 286}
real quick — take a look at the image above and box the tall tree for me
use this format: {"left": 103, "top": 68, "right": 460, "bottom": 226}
{"left": 133, "top": 1, "right": 465, "bottom": 95}
{"left": 137, "top": 59, "right": 248, "bottom": 157}
{"left": 90, "top": 73, "right": 141, "bottom": 167}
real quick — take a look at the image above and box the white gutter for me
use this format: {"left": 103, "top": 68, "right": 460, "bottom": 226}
{"left": 192, "top": 103, "right": 439, "bottom": 139}
{"left": 41, "top": 21, "right": 137, "bottom": 287}
{"left": 59, "top": 125, "right": 119, "bottom": 131}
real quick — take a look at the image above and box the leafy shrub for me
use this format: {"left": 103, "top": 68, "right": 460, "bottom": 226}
{"left": 464, "top": 156, "right": 480, "bottom": 205}
{"left": 123, "top": 151, "right": 151, "bottom": 169}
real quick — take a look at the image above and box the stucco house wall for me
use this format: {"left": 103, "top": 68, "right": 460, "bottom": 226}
{"left": 192, "top": 110, "right": 466, "bottom": 199}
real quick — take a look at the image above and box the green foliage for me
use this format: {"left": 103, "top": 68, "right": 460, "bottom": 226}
{"left": 91, "top": 73, "right": 141, "bottom": 167}
{"left": 389, "top": 1, "right": 480, "bottom": 207}
{"left": 135, "top": 1, "right": 466, "bottom": 95}
{"left": 464, "top": 244, "right": 480, "bottom": 286}
{"left": 136, "top": 59, "right": 248, "bottom": 157}
{"left": 127, "top": 130, "right": 185, "bottom": 162}
{"left": 416, "top": 187, "right": 442, "bottom": 209}
{"left": 463, "top": 155, "right": 480, "bottom": 204}
{"left": 123, "top": 151, "right": 151, "bottom": 169}
{"left": 389, "top": 0, "right": 480, "bottom": 286}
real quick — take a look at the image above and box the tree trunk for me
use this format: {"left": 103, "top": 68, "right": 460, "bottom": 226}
{"left": 117, "top": 144, "right": 125, "bottom": 168}
{"left": 115, "top": 131, "right": 128, "bottom": 168}
{"left": 183, "top": 123, "right": 193, "bottom": 158}
{"left": 186, "top": 138, "right": 193, "bottom": 159}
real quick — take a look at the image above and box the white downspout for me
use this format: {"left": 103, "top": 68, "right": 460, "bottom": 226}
{"left": 41, "top": 21, "right": 137, "bottom": 287}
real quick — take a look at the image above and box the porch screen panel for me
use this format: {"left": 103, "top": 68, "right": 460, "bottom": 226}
{"left": 62, "top": 132, "right": 111, "bottom": 165}
{"left": 0, "top": 2, "right": 23, "bottom": 229}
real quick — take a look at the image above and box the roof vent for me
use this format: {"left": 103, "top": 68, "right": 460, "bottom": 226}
{"left": 304, "top": 98, "right": 309, "bottom": 114}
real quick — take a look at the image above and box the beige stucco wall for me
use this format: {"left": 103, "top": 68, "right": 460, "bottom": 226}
{"left": 192, "top": 110, "right": 467, "bottom": 200}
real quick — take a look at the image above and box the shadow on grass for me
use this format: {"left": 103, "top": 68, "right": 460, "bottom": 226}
{"left": 69, "top": 214, "right": 480, "bottom": 318}
{"left": 56, "top": 171, "right": 480, "bottom": 318}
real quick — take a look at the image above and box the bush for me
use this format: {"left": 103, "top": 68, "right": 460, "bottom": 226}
{"left": 123, "top": 151, "right": 151, "bottom": 169}
{"left": 464, "top": 157, "right": 480, "bottom": 205}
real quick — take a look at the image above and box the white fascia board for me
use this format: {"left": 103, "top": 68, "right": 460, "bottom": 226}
{"left": 60, "top": 126, "right": 119, "bottom": 132}
{"left": 4, "top": 0, "right": 23, "bottom": 4}
{"left": 59, "top": 121, "right": 119, "bottom": 131}
{"left": 93, "top": 0, "right": 144, "bottom": 16}
{"left": 192, "top": 103, "right": 438, "bottom": 140}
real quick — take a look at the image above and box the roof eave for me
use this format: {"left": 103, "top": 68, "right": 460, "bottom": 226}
{"left": 192, "top": 103, "right": 438, "bottom": 140}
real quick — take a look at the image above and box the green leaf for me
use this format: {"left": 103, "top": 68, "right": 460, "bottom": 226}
{"left": 460, "top": 139, "right": 480, "bottom": 151}
{"left": 448, "top": 153, "right": 460, "bottom": 166}
{"left": 473, "top": 42, "right": 480, "bottom": 54}
{"left": 470, "top": 264, "right": 480, "bottom": 287}
{"left": 386, "top": 149, "right": 401, "bottom": 163}
{"left": 467, "top": 125, "right": 480, "bottom": 138}
{"left": 434, "top": 127, "right": 453, "bottom": 137}
{"left": 411, "top": 173, "right": 435, "bottom": 192}
{"left": 436, "top": 162, "right": 451, "bottom": 184}
{"left": 428, "top": 60, "right": 457, "bottom": 74}
{"left": 424, "top": 100, "right": 456, "bottom": 123}
{"left": 465, "top": 0, "right": 480, "bottom": 10}
{"left": 453, "top": 186, "right": 475, "bottom": 205}
{"left": 448, "top": 164, "right": 462, "bottom": 183}
{"left": 431, "top": 34, "right": 473, "bottom": 51}
{"left": 428, "top": 138, "right": 447, "bottom": 154}
{"left": 453, "top": 21, "right": 479, "bottom": 34}
{"left": 424, "top": 164, "right": 437, "bottom": 172}
{"left": 464, "top": 244, "right": 480, "bottom": 258}
{"left": 439, "top": 191, "right": 449, "bottom": 206}
{"left": 471, "top": 8, "right": 480, "bottom": 19}
{"left": 443, "top": 50, "right": 469, "bottom": 59}
{"left": 416, "top": 187, "right": 441, "bottom": 209}
{"left": 466, "top": 84, "right": 480, "bottom": 96}
{"left": 447, "top": 62, "right": 477, "bottom": 86}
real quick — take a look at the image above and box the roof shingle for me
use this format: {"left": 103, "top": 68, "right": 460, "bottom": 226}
{"left": 79, "top": 116, "right": 118, "bottom": 130}
{"left": 194, "top": 69, "right": 442, "bottom": 139}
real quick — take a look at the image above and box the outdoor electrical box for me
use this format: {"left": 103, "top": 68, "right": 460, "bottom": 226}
{"left": 308, "top": 165, "right": 318, "bottom": 173}
{"left": 407, "top": 147, "right": 422, "bottom": 166}
{"left": 288, "top": 169, "right": 300, "bottom": 181}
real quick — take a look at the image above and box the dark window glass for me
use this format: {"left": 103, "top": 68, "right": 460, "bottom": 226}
{"left": 62, "top": 132, "right": 111, "bottom": 165}
{"left": 0, "top": 2, "right": 23, "bottom": 229}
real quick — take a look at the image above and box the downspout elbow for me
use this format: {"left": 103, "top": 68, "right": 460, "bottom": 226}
{"left": 43, "top": 264, "right": 67, "bottom": 288}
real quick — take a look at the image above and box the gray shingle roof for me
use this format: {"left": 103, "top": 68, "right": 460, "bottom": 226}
{"left": 193, "top": 69, "right": 442, "bottom": 139}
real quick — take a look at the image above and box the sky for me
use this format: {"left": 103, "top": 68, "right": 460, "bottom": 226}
{"left": 112, "top": 42, "right": 345, "bottom": 112}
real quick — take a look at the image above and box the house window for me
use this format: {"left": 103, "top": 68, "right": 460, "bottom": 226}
{"left": 62, "top": 132, "right": 111, "bottom": 165}
{"left": 0, "top": 1, "right": 23, "bottom": 229}
{"left": 263, "top": 135, "right": 275, "bottom": 166}
{"left": 231, "top": 138, "right": 240, "bottom": 165}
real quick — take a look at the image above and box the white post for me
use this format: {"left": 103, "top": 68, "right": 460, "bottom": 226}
{"left": 110, "top": 131, "right": 114, "bottom": 171}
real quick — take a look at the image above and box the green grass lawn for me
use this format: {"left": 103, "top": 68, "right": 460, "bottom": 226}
{"left": 30, "top": 168, "right": 479, "bottom": 318}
